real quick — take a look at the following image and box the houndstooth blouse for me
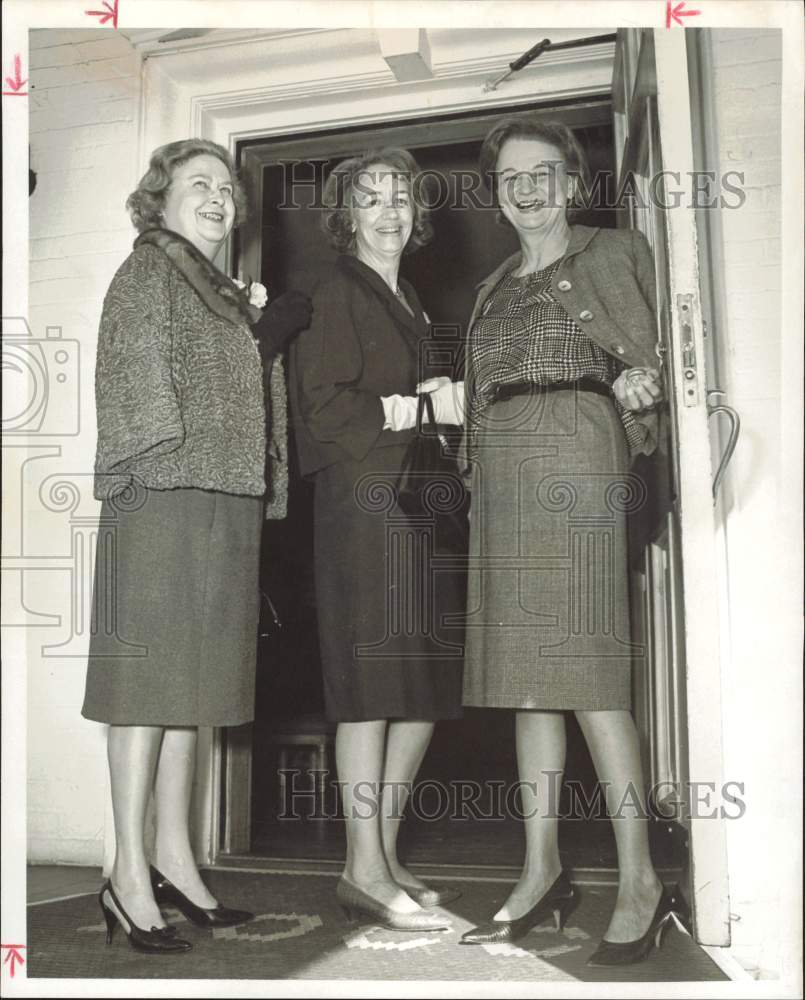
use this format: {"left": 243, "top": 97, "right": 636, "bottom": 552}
{"left": 466, "top": 258, "right": 643, "bottom": 453}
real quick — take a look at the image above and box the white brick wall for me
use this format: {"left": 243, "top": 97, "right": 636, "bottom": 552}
{"left": 708, "top": 29, "right": 797, "bottom": 982}
{"left": 26, "top": 29, "right": 142, "bottom": 866}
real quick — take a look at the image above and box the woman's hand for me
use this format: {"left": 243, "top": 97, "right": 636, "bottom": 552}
{"left": 251, "top": 290, "right": 313, "bottom": 359}
{"left": 416, "top": 378, "right": 465, "bottom": 425}
{"left": 612, "top": 367, "right": 663, "bottom": 412}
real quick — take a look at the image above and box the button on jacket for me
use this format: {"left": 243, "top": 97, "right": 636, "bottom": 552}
{"left": 465, "top": 224, "right": 661, "bottom": 457}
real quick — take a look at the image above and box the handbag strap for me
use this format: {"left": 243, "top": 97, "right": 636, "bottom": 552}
{"left": 416, "top": 392, "right": 437, "bottom": 433}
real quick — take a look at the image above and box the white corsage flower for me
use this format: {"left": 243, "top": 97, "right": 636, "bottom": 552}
{"left": 248, "top": 282, "right": 269, "bottom": 309}
{"left": 233, "top": 279, "right": 269, "bottom": 310}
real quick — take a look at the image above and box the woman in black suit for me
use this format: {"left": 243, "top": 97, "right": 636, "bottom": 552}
{"left": 290, "top": 148, "right": 464, "bottom": 931}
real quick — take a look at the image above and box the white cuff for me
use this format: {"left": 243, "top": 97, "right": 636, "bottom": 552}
{"left": 381, "top": 394, "right": 418, "bottom": 432}
{"left": 431, "top": 381, "right": 465, "bottom": 425}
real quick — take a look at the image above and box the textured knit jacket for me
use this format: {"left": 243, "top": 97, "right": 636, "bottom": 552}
{"left": 94, "top": 240, "right": 266, "bottom": 499}
{"left": 466, "top": 224, "right": 661, "bottom": 458}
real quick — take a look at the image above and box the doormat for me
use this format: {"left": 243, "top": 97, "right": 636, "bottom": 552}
{"left": 27, "top": 868, "right": 727, "bottom": 983}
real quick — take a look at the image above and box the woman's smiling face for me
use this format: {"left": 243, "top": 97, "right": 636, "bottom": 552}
{"left": 162, "top": 153, "right": 236, "bottom": 258}
{"left": 350, "top": 164, "right": 414, "bottom": 267}
{"left": 495, "top": 137, "right": 570, "bottom": 235}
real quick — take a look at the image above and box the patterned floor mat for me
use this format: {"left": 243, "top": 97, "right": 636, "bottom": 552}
{"left": 27, "top": 869, "right": 727, "bottom": 983}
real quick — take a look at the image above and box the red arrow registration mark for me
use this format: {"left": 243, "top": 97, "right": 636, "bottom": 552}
{"left": 85, "top": 0, "right": 119, "bottom": 28}
{"left": 3, "top": 55, "right": 27, "bottom": 96}
{"left": 666, "top": 0, "right": 701, "bottom": 27}
{"left": 1, "top": 944, "right": 26, "bottom": 978}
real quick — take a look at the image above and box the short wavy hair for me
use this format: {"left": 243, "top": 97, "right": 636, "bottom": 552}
{"left": 126, "top": 138, "right": 248, "bottom": 233}
{"left": 478, "top": 117, "right": 591, "bottom": 220}
{"left": 321, "top": 147, "right": 433, "bottom": 255}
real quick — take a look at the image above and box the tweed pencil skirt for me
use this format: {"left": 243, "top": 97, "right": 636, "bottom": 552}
{"left": 313, "top": 443, "right": 464, "bottom": 723}
{"left": 82, "top": 486, "right": 263, "bottom": 726}
{"left": 462, "top": 386, "right": 641, "bottom": 711}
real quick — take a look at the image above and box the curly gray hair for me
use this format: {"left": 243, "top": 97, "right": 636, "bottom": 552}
{"left": 321, "top": 147, "right": 433, "bottom": 254}
{"left": 126, "top": 138, "right": 247, "bottom": 232}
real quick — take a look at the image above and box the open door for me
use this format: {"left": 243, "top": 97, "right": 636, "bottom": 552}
{"left": 612, "top": 28, "right": 730, "bottom": 945}
{"left": 224, "top": 100, "right": 616, "bottom": 860}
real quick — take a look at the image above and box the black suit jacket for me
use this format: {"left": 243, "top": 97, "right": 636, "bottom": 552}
{"left": 289, "top": 254, "right": 428, "bottom": 479}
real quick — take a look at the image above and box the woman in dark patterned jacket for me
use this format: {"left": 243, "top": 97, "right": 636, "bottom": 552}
{"left": 82, "top": 138, "right": 311, "bottom": 953}
{"left": 290, "top": 149, "right": 464, "bottom": 932}
{"left": 438, "top": 118, "right": 688, "bottom": 964}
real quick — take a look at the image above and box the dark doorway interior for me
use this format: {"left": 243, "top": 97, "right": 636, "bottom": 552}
{"left": 237, "top": 105, "right": 682, "bottom": 873}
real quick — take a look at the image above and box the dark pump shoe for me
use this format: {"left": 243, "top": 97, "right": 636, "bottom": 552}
{"left": 150, "top": 865, "right": 254, "bottom": 929}
{"left": 99, "top": 881, "right": 192, "bottom": 953}
{"left": 336, "top": 877, "right": 451, "bottom": 932}
{"left": 461, "top": 870, "right": 576, "bottom": 945}
{"left": 401, "top": 884, "right": 462, "bottom": 908}
{"left": 586, "top": 883, "right": 691, "bottom": 966}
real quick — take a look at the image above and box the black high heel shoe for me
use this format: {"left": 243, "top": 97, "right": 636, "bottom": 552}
{"left": 99, "top": 881, "right": 192, "bottom": 953}
{"left": 460, "top": 870, "right": 576, "bottom": 945}
{"left": 150, "top": 866, "right": 254, "bottom": 929}
{"left": 586, "top": 883, "right": 691, "bottom": 966}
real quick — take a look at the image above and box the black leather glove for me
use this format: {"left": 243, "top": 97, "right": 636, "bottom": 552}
{"left": 252, "top": 290, "right": 312, "bottom": 360}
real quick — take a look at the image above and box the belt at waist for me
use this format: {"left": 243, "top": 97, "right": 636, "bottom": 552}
{"left": 492, "top": 377, "right": 612, "bottom": 404}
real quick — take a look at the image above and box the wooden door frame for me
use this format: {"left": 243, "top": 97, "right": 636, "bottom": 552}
{"left": 223, "top": 97, "right": 614, "bottom": 856}
{"left": 614, "top": 27, "right": 731, "bottom": 945}
{"left": 653, "top": 28, "right": 731, "bottom": 946}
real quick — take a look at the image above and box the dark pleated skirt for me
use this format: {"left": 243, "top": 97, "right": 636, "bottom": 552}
{"left": 462, "top": 387, "right": 642, "bottom": 711}
{"left": 313, "top": 444, "right": 464, "bottom": 723}
{"left": 82, "top": 486, "right": 263, "bottom": 726}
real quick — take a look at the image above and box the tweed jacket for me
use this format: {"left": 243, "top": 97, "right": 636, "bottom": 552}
{"left": 465, "top": 224, "right": 661, "bottom": 458}
{"left": 289, "top": 254, "right": 427, "bottom": 479}
{"left": 94, "top": 241, "right": 267, "bottom": 499}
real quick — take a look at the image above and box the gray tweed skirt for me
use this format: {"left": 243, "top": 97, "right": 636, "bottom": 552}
{"left": 462, "top": 386, "right": 643, "bottom": 711}
{"left": 82, "top": 486, "right": 263, "bottom": 726}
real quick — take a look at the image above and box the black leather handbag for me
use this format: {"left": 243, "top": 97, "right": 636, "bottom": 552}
{"left": 395, "top": 392, "right": 469, "bottom": 552}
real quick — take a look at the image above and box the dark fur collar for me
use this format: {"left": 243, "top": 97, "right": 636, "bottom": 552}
{"left": 135, "top": 227, "right": 262, "bottom": 326}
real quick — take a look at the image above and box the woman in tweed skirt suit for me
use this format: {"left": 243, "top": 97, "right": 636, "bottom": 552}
{"left": 82, "top": 139, "right": 310, "bottom": 951}
{"left": 449, "top": 119, "right": 684, "bottom": 964}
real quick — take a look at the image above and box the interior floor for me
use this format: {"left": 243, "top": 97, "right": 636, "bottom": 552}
{"left": 25, "top": 865, "right": 727, "bottom": 983}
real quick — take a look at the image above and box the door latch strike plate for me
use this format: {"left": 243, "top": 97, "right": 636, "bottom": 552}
{"left": 677, "top": 293, "right": 700, "bottom": 407}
